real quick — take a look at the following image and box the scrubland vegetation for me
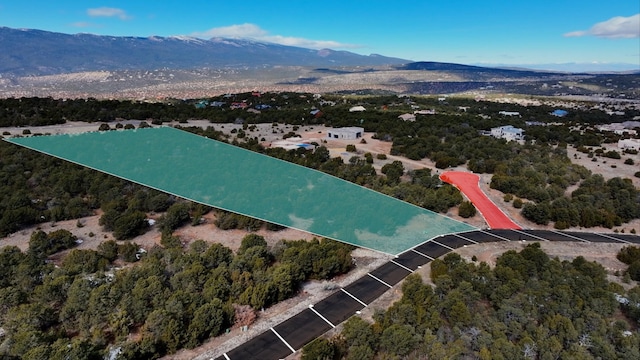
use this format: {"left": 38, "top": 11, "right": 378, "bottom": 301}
{"left": 0, "top": 233, "right": 353, "bottom": 358}
{"left": 303, "top": 243, "right": 640, "bottom": 359}
{"left": 1, "top": 92, "right": 640, "bottom": 358}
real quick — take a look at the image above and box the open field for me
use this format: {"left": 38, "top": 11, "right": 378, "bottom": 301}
{"left": 2, "top": 65, "right": 638, "bottom": 100}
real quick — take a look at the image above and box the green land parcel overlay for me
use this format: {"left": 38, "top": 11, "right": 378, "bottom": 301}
{"left": 6, "top": 127, "right": 476, "bottom": 255}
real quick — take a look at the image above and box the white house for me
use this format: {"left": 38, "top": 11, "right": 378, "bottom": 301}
{"left": 499, "top": 111, "right": 521, "bottom": 117}
{"left": 326, "top": 127, "right": 364, "bottom": 140}
{"left": 618, "top": 139, "right": 640, "bottom": 150}
{"left": 414, "top": 109, "right": 436, "bottom": 115}
{"left": 491, "top": 125, "right": 524, "bottom": 141}
{"left": 349, "top": 106, "right": 366, "bottom": 112}
{"left": 320, "top": 100, "right": 336, "bottom": 106}
{"left": 398, "top": 113, "right": 416, "bottom": 122}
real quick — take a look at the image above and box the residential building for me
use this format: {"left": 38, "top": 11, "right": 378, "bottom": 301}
{"left": 310, "top": 109, "right": 323, "bottom": 118}
{"left": 326, "top": 127, "right": 364, "bottom": 140}
{"left": 414, "top": 109, "right": 436, "bottom": 115}
{"left": 491, "top": 125, "right": 524, "bottom": 141}
{"left": 319, "top": 100, "right": 336, "bottom": 106}
{"left": 398, "top": 113, "right": 416, "bottom": 121}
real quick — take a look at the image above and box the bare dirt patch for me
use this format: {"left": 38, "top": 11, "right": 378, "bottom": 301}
{"left": 566, "top": 143, "right": 639, "bottom": 188}
{"left": 1, "top": 211, "right": 126, "bottom": 253}
{"left": 0, "top": 210, "right": 324, "bottom": 255}
{"left": 173, "top": 212, "right": 319, "bottom": 252}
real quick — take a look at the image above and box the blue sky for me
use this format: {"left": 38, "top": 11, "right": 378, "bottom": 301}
{"left": 1, "top": 1, "right": 638, "bottom": 69}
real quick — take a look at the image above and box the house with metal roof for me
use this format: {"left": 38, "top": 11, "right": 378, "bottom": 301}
{"left": 398, "top": 113, "right": 416, "bottom": 122}
{"left": 499, "top": 111, "right": 521, "bottom": 117}
{"left": 414, "top": 109, "right": 436, "bottom": 115}
{"left": 326, "top": 127, "right": 364, "bottom": 140}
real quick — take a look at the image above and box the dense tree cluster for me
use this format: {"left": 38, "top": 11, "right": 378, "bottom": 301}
{"left": 618, "top": 246, "right": 640, "bottom": 281}
{"left": 3, "top": 93, "right": 639, "bottom": 236}
{"left": 489, "top": 145, "right": 588, "bottom": 202}
{"left": 213, "top": 210, "right": 284, "bottom": 232}
{"left": 2, "top": 93, "right": 640, "bottom": 358}
{"left": 0, "top": 126, "right": 464, "bottom": 240}
{"left": 458, "top": 201, "right": 477, "bottom": 218}
{"left": 0, "top": 139, "right": 177, "bottom": 237}
{"left": 376, "top": 168, "right": 463, "bottom": 213}
{"left": 0, "top": 234, "right": 353, "bottom": 359}
{"left": 2, "top": 93, "right": 631, "bottom": 138}
{"left": 28, "top": 229, "right": 78, "bottom": 257}
{"left": 487, "top": 144, "right": 640, "bottom": 229}
{"left": 0, "top": 93, "right": 335, "bottom": 128}
{"left": 180, "top": 126, "right": 464, "bottom": 212}
{"left": 517, "top": 175, "right": 640, "bottom": 229}
{"left": 304, "top": 243, "right": 640, "bottom": 359}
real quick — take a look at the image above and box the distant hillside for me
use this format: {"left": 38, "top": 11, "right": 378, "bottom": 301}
{"left": 398, "top": 61, "right": 560, "bottom": 77}
{"left": 1, "top": 28, "right": 638, "bottom": 99}
{"left": 0, "top": 27, "right": 409, "bottom": 76}
{"left": 402, "top": 61, "right": 640, "bottom": 75}
{"left": 474, "top": 62, "right": 640, "bottom": 73}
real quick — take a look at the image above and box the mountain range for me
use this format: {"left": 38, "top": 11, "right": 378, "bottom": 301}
{"left": 0, "top": 27, "right": 408, "bottom": 76}
{"left": 0, "top": 27, "right": 638, "bottom": 99}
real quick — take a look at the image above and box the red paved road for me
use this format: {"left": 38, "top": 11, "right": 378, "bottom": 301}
{"left": 440, "top": 171, "right": 521, "bottom": 230}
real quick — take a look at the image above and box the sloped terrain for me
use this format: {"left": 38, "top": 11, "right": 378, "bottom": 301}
{"left": 0, "top": 27, "right": 407, "bottom": 76}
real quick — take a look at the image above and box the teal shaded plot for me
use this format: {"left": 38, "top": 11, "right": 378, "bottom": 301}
{"left": 6, "top": 127, "right": 476, "bottom": 255}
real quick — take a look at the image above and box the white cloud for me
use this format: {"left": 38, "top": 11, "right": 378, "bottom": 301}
{"left": 192, "top": 23, "right": 267, "bottom": 38}
{"left": 191, "top": 23, "right": 359, "bottom": 49}
{"left": 87, "top": 7, "right": 131, "bottom": 20}
{"left": 565, "top": 14, "right": 639, "bottom": 38}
